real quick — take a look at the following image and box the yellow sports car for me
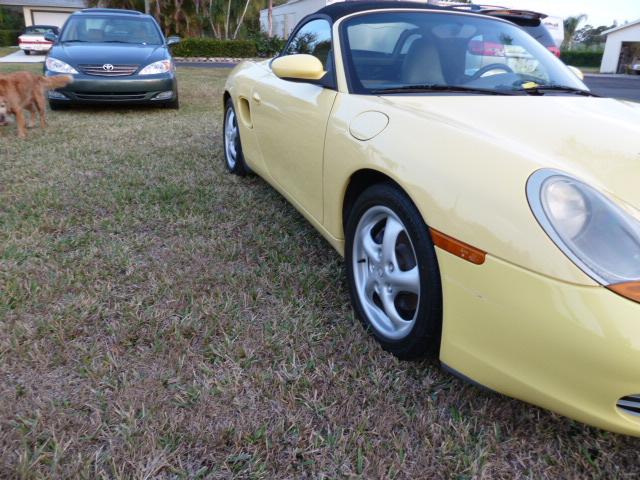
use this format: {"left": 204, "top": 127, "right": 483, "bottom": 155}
{"left": 223, "top": 1, "right": 640, "bottom": 436}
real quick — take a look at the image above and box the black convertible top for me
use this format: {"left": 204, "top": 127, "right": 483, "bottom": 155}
{"left": 315, "top": 1, "right": 468, "bottom": 21}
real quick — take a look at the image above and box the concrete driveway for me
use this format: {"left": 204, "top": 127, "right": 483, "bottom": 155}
{"left": 584, "top": 74, "right": 640, "bottom": 102}
{"left": 0, "top": 49, "right": 46, "bottom": 63}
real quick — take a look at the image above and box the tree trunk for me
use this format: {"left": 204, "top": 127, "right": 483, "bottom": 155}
{"left": 207, "top": 0, "right": 219, "bottom": 38}
{"left": 224, "top": 0, "right": 231, "bottom": 40}
{"left": 232, "top": 0, "right": 251, "bottom": 39}
{"left": 268, "top": 0, "right": 273, "bottom": 37}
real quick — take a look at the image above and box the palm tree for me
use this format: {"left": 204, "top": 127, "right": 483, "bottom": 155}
{"left": 563, "top": 14, "right": 587, "bottom": 50}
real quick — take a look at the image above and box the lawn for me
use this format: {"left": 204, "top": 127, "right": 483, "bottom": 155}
{"left": 1, "top": 63, "right": 639, "bottom": 479}
{"left": 0, "top": 47, "right": 18, "bottom": 57}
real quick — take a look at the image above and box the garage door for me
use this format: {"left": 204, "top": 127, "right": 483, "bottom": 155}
{"left": 32, "top": 11, "right": 72, "bottom": 28}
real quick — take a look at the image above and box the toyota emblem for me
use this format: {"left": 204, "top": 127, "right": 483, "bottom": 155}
{"left": 102, "top": 64, "right": 114, "bottom": 71}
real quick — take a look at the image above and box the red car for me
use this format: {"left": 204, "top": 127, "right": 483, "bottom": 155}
{"left": 446, "top": 4, "right": 561, "bottom": 57}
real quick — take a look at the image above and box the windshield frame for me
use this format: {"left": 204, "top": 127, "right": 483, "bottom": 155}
{"left": 338, "top": 9, "right": 588, "bottom": 96}
{"left": 59, "top": 14, "right": 165, "bottom": 45}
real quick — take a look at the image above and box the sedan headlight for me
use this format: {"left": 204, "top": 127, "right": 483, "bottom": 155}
{"left": 45, "top": 57, "right": 78, "bottom": 74}
{"left": 139, "top": 60, "right": 172, "bottom": 75}
{"left": 527, "top": 169, "right": 640, "bottom": 302}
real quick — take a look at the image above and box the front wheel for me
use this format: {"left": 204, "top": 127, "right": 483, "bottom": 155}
{"left": 49, "top": 101, "right": 69, "bottom": 111}
{"left": 223, "top": 98, "right": 248, "bottom": 176}
{"left": 345, "top": 183, "right": 443, "bottom": 360}
{"left": 164, "top": 94, "right": 179, "bottom": 109}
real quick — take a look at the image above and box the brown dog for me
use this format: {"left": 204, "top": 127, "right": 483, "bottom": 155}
{"left": 0, "top": 72, "right": 72, "bottom": 138}
{"left": 0, "top": 95, "right": 8, "bottom": 126}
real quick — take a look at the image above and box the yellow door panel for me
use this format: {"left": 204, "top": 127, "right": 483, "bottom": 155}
{"left": 251, "top": 71, "right": 338, "bottom": 222}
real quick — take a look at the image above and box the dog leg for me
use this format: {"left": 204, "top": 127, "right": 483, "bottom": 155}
{"left": 27, "top": 103, "right": 36, "bottom": 128}
{"left": 14, "top": 107, "right": 27, "bottom": 138}
{"left": 35, "top": 91, "right": 47, "bottom": 128}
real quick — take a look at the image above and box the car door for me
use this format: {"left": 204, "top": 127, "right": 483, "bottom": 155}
{"left": 250, "top": 18, "right": 337, "bottom": 223}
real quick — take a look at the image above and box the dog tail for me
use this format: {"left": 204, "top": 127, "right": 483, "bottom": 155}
{"left": 40, "top": 75, "right": 73, "bottom": 89}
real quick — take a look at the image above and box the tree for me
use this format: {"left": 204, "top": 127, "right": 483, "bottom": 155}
{"left": 574, "top": 24, "right": 613, "bottom": 47}
{"left": 563, "top": 14, "right": 587, "bottom": 50}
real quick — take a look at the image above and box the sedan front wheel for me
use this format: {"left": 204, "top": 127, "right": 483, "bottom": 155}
{"left": 345, "top": 183, "right": 443, "bottom": 360}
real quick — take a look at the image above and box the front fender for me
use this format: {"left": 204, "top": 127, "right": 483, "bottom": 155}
{"left": 323, "top": 93, "right": 594, "bottom": 286}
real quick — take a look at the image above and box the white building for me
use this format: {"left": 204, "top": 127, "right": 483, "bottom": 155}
{"left": 0, "top": 0, "right": 86, "bottom": 28}
{"left": 600, "top": 19, "right": 640, "bottom": 74}
{"left": 260, "top": 0, "right": 331, "bottom": 39}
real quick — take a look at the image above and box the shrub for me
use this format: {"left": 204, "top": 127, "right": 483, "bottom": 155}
{"left": 560, "top": 50, "right": 604, "bottom": 68}
{"left": 247, "top": 31, "right": 286, "bottom": 58}
{"left": 0, "top": 29, "right": 20, "bottom": 47}
{"left": 171, "top": 38, "right": 257, "bottom": 58}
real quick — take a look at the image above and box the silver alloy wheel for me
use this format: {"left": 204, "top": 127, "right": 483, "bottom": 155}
{"left": 224, "top": 107, "right": 238, "bottom": 169}
{"left": 352, "top": 206, "right": 421, "bottom": 340}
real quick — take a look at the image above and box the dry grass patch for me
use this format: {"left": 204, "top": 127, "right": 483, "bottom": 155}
{"left": 1, "top": 63, "right": 639, "bottom": 479}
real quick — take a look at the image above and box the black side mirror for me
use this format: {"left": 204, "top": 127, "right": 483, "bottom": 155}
{"left": 44, "top": 32, "right": 57, "bottom": 43}
{"left": 167, "top": 36, "right": 180, "bottom": 46}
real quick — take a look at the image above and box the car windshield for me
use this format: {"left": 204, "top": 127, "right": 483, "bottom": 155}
{"left": 25, "top": 26, "right": 57, "bottom": 34}
{"left": 341, "top": 11, "right": 587, "bottom": 95}
{"left": 60, "top": 15, "right": 163, "bottom": 45}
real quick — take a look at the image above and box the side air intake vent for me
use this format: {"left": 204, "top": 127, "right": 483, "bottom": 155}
{"left": 617, "top": 395, "right": 640, "bottom": 416}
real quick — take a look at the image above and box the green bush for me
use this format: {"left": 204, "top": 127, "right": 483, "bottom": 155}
{"left": 247, "top": 31, "right": 286, "bottom": 57}
{"left": 171, "top": 38, "right": 257, "bottom": 58}
{"left": 560, "top": 50, "right": 604, "bottom": 67}
{"left": 0, "top": 29, "right": 20, "bottom": 47}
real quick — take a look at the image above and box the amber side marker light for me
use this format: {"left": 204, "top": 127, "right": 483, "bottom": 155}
{"left": 430, "top": 228, "right": 486, "bottom": 265}
{"left": 608, "top": 283, "right": 640, "bottom": 304}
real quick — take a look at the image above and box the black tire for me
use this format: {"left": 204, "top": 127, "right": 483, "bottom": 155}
{"left": 164, "top": 94, "right": 179, "bottom": 109}
{"left": 48, "top": 101, "right": 69, "bottom": 111}
{"left": 222, "top": 98, "right": 248, "bottom": 176}
{"left": 345, "top": 183, "right": 443, "bottom": 360}
{"left": 24, "top": 50, "right": 31, "bottom": 56}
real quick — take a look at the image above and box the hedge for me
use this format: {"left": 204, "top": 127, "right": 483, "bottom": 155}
{"left": 560, "top": 50, "right": 604, "bottom": 68}
{"left": 0, "top": 29, "right": 20, "bottom": 47}
{"left": 171, "top": 38, "right": 257, "bottom": 58}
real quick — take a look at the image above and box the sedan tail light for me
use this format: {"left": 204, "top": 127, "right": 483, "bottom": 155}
{"left": 548, "top": 46, "right": 561, "bottom": 58}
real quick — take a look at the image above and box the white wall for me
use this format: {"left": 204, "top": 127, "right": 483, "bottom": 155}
{"left": 23, "top": 7, "right": 78, "bottom": 27}
{"left": 260, "top": 0, "right": 330, "bottom": 38}
{"left": 601, "top": 24, "right": 640, "bottom": 73}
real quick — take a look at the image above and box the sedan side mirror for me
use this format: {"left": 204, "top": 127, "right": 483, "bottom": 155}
{"left": 167, "top": 36, "right": 181, "bottom": 46}
{"left": 272, "top": 54, "right": 326, "bottom": 81}
{"left": 568, "top": 65, "right": 584, "bottom": 81}
{"left": 44, "top": 32, "right": 57, "bottom": 43}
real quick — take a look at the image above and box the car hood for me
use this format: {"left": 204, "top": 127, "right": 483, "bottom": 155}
{"left": 381, "top": 95, "right": 640, "bottom": 210}
{"left": 49, "top": 43, "right": 168, "bottom": 67}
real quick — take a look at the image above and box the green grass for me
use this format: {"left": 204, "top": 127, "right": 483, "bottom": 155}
{"left": 1, "top": 63, "right": 639, "bottom": 478}
{"left": 0, "top": 46, "right": 19, "bottom": 57}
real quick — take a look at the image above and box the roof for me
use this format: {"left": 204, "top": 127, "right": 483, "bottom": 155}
{"left": 0, "top": 0, "right": 85, "bottom": 7}
{"left": 315, "top": 1, "right": 455, "bottom": 21}
{"left": 603, "top": 18, "right": 640, "bottom": 36}
{"left": 74, "top": 7, "right": 145, "bottom": 15}
{"left": 313, "top": 1, "right": 538, "bottom": 24}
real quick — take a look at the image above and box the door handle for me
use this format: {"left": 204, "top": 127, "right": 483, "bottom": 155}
{"left": 252, "top": 92, "right": 261, "bottom": 104}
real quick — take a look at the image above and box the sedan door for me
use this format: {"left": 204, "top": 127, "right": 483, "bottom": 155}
{"left": 250, "top": 18, "right": 337, "bottom": 223}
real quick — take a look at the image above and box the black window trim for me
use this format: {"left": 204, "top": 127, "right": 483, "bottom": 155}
{"left": 271, "top": 13, "right": 337, "bottom": 90}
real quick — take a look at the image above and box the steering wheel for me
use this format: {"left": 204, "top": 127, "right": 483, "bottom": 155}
{"left": 471, "top": 63, "right": 514, "bottom": 80}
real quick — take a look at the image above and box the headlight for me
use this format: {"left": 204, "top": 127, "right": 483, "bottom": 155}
{"left": 527, "top": 169, "right": 640, "bottom": 302}
{"left": 139, "top": 60, "right": 172, "bottom": 75}
{"left": 45, "top": 57, "right": 78, "bottom": 74}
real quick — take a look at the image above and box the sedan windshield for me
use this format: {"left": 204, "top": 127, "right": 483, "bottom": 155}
{"left": 60, "top": 16, "right": 163, "bottom": 45}
{"left": 341, "top": 11, "right": 588, "bottom": 95}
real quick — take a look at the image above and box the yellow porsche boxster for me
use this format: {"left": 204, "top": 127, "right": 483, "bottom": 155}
{"left": 223, "top": 1, "right": 640, "bottom": 436}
